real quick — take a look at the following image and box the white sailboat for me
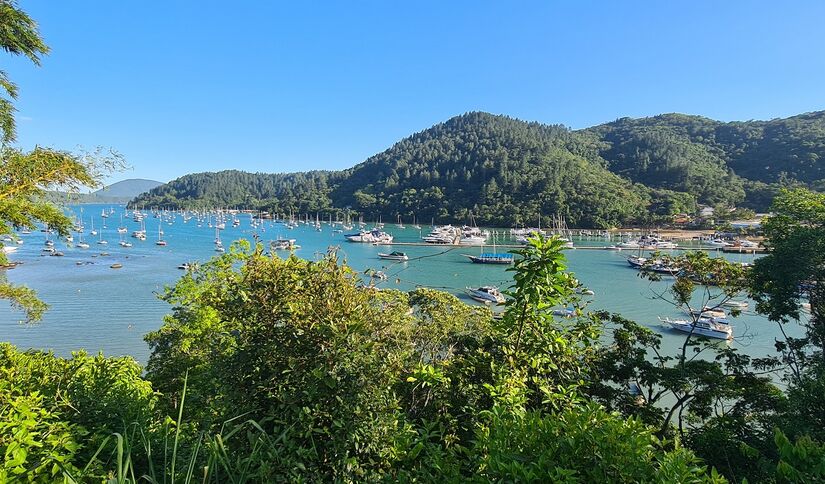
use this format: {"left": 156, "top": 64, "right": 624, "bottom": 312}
{"left": 156, "top": 223, "right": 167, "bottom": 246}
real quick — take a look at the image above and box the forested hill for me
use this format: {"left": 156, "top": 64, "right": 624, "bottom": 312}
{"left": 131, "top": 110, "right": 825, "bottom": 228}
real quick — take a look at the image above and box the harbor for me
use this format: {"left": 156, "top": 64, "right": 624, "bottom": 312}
{"left": 0, "top": 204, "right": 785, "bottom": 366}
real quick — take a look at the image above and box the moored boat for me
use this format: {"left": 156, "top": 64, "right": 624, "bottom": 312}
{"left": 378, "top": 251, "right": 409, "bottom": 261}
{"left": 464, "top": 253, "right": 514, "bottom": 265}
{"left": 689, "top": 305, "right": 727, "bottom": 319}
{"left": 722, "top": 300, "right": 749, "bottom": 309}
{"left": 465, "top": 286, "right": 504, "bottom": 304}
{"left": 660, "top": 316, "right": 733, "bottom": 340}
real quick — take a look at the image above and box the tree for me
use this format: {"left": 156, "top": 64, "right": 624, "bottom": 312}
{"left": 750, "top": 188, "right": 825, "bottom": 444}
{"left": 588, "top": 251, "right": 788, "bottom": 482}
{"left": 0, "top": 2, "right": 123, "bottom": 322}
{"left": 0, "top": 0, "right": 49, "bottom": 143}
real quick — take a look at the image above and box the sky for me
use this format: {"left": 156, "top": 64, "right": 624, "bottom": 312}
{"left": 8, "top": 1, "right": 825, "bottom": 185}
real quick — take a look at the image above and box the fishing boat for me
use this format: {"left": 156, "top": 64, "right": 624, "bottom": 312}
{"left": 110, "top": 263, "right": 123, "bottom": 269}
{"left": 378, "top": 251, "right": 409, "bottom": 261}
{"left": 465, "top": 286, "right": 505, "bottom": 304}
{"left": 660, "top": 316, "right": 733, "bottom": 340}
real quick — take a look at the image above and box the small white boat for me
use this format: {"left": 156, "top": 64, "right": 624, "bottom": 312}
{"left": 689, "top": 306, "right": 727, "bottom": 319}
{"left": 270, "top": 238, "right": 299, "bottom": 250}
{"left": 378, "top": 251, "right": 409, "bottom": 261}
{"left": 706, "top": 238, "right": 731, "bottom": 248}
{"left": 722, "top": 300, "right": 749, "bottom": 309}
{"left": 661, "top": 316, "right": 733, "bottom": 340}
{"left": 552, "top": 308, "right": 577, "bottom": 318}
{"left": 465, "top": 286, "right": 504, "bottom": 304}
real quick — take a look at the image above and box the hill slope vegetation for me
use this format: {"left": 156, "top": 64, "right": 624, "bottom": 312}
{"left": 132, "top": 111, "right": 825, "bottom": 227}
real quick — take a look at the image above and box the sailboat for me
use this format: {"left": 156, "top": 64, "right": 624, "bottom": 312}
{"left": 97, "top": 223, "right": 108, "bottom": 245}
{"left": 462, "top": 232, "right": 512, "bottom": 264}
{"left": 156, "top": 223, "right": 167, "bottom": 246}
{"left": 76, "top": 231, "right": 90, "bottom": 249}
{"left": 117, "top": 214, "right": 128, "bottom": 233}
{"left": 214, "top": 227, "right": 224, "bottom": 252}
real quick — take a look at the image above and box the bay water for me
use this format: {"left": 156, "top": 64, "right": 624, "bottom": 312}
{"left": 0, "top": 204, "right": 799, "bottom": 365}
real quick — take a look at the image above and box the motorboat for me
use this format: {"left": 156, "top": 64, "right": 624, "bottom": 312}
{"left": 464, "top": 253, "right": 514, "bottom": 265}
{"left": 465, "top": 286, "right": 505, "bottom": 304}
{"left": 722, "top": 300, "right": 749, "bottom": 309}
{"left": 661, "top": 316, "right": 733, "bottom": 340}
{"left": 378, "top": 251, "right": 409, "bottom": 261}
{"left": 689, "top": 306, "right": 727, "bottom": 319}
{"left": 345, "top": 229, "right": 393, "bottom": 244}
{"left": 459, "top": 234, "right": 487, "bottom": 246}
{"left": 270, "top": 238, "right": 300, "bottom": 250}
{"left": 627, "top": 255, "right": 680, "bottom": 274}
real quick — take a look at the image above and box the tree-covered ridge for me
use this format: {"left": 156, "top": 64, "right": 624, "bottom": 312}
{"left": 331, "top": 112, "right": 649, "bottom": 227}
{"left": 585, "top": 111, "right": 825, "bottom": 196}
{"left": 139, "top": 169, "right": 341, "bottom": 213}
{"left": 131, "top": 110, "right": 825, "bottom": 227}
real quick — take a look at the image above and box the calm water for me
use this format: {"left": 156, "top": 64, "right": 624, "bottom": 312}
{"left": 0, "top": 204, "right": 800, "bottom": 365}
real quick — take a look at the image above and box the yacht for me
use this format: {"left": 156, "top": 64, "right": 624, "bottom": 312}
{"left": 465, "top": 286, "right": 505, "bottom": 304}
{"left": 345, "top": 229, "right": 393, "bottom": 244}
{"left": 660, "top": 316, "right": 733, "bottom": 340}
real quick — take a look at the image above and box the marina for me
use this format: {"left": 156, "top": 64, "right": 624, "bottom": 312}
{"left": 0, "top": 204, "right": 794, "bottom": 365}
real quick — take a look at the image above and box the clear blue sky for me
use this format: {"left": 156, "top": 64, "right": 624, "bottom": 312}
{"left": 9, "top": 0, "right": 825, "bottom": 185}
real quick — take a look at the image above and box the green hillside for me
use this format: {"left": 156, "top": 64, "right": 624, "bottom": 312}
{"left": 131, "top": 111, "right": 825, "bottom": 227}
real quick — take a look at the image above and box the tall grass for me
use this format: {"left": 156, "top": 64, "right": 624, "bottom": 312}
{"left": 62, "top": 373, "right": 276, "bottom": 483}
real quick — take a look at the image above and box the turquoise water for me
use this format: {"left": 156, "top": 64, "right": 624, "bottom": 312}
{"left": 1, "top": 205, "right": 800, "bottom": 365}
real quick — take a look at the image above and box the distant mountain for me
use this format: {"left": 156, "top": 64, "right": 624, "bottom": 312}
{"left": 94, "top": 179, "right": 164, "bottom": 199}
{"left": 50, "top": 178, "right": 164, "bottom": 205}
{"left": 131, "top": 111, "right": 825, "bottom": 227}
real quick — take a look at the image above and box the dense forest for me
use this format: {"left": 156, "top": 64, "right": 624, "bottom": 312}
{"left": 131, "top": 111, "right": 825, "bottom": 228}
